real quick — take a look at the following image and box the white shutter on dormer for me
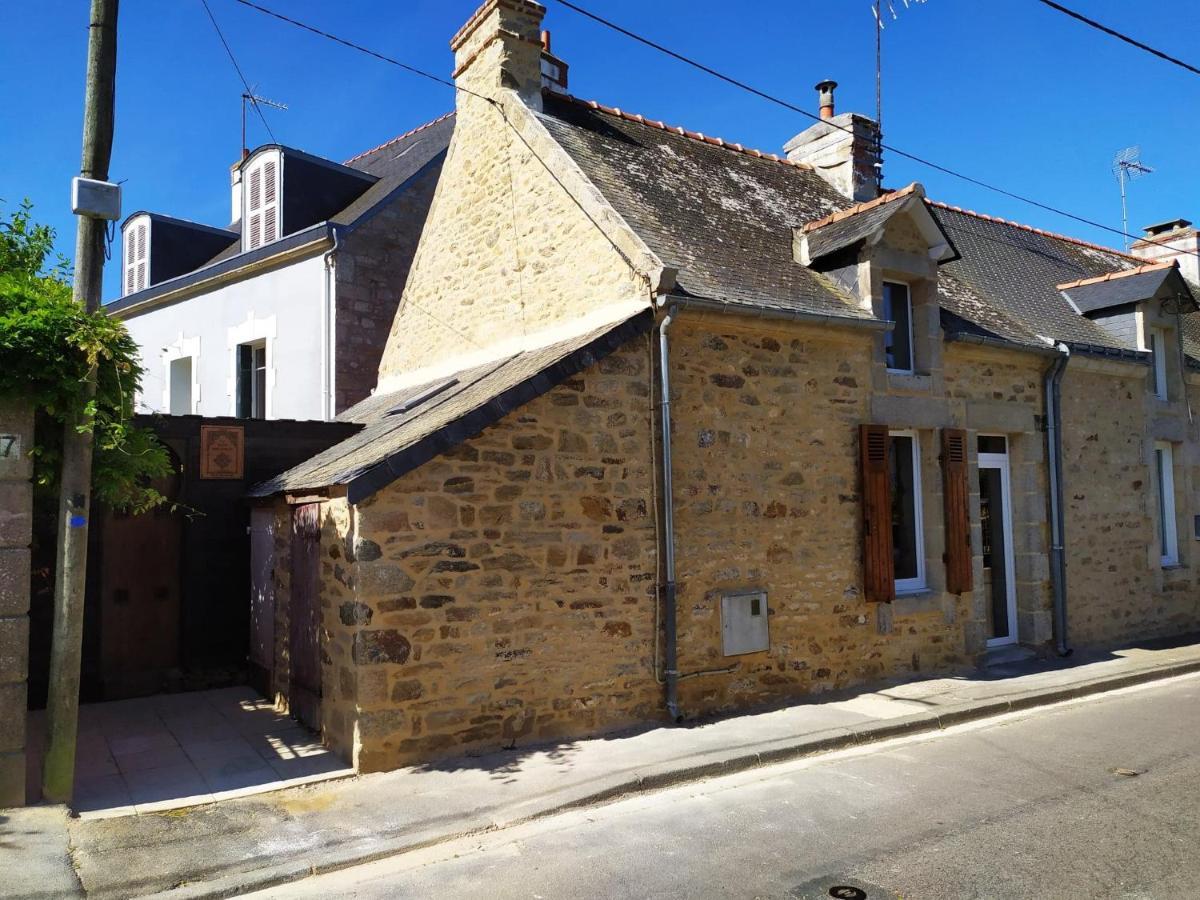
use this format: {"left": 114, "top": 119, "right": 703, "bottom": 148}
{"left": 247, "top": 166, "right": 263, "bottom": 249}
{"left": 262, "top": 159, "right": 278, "bottom": 243}
{"left": 125, "top": 227, "right": 135, "bottom": 294}
{"left": 135, "top": 221, "right": 147, "bottom": 290}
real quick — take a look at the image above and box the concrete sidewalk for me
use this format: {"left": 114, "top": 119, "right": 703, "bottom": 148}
{"left": 7, "top": 637, "right": 1200, "bottom": 900}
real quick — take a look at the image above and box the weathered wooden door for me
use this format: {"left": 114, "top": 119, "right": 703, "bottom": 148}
{"left": 248, "top": 506, "right": 276, "bottom": 696}
{"left": 289, "top": 503, "right": 322, "bottom": 729}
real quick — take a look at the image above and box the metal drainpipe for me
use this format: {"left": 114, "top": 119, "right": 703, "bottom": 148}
{"left": 1045, "top": 342, "right": 1072, "bottom": 656}
{"left": 658, "top": 305, "right": 684, "bottom": 723}
{"left": 322, "top": 228, "right": 340, "bottom": 421}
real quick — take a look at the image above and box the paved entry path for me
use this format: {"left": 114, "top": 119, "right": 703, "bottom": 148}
{"left": 24, "top": 687, "right": 351, "bottom": 817}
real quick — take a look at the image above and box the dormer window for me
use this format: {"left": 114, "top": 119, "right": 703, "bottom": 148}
{"left": 883, "top": 281, "right": 914, "bottom": 373}
{"left": 123, "top": 216, "right": 149, "bottom": 295}
{"left": 243, "top": 150, "right": 280, "bottom": 251}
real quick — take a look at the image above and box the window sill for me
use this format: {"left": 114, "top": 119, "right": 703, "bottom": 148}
{"left": 886, "top": 371, "right": 933, "bottom": 393}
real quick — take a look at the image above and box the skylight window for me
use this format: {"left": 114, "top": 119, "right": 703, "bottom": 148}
{"left": 386, "top": 379, "right": 459, "bottom": 416}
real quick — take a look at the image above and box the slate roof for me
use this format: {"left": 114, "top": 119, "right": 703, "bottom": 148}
{"left": 251, "top": 310, "right": 653, "bottom": 501}
{"left": 928, "top": 202, "right": 1148, "bottom": 352}
{"left": 122, "top": 114, "right": 457, "bottom": 293}
{"left": 1058, "top": 262, "right": 1193, "bottom": 314}
{"left": 537, "top": 94, "right": 870, "bottom": 320}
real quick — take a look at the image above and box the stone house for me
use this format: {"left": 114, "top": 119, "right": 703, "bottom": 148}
{"left": 250, "top": 0, "right": 1200, "bottom": 773}
{"left": 107, "top": 115, "right": 454, "bottom": 420}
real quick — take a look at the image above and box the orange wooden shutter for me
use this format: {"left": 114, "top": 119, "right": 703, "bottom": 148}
{"left": 941, "top": 428, "right": 973, "bottom": 594}
{"left": 860, "top": 424, "right": 895, "bottom": 602}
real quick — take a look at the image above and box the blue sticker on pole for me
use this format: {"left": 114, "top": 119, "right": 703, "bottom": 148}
{"left": 69, "top": 515, "right": 87, "bottom": 528}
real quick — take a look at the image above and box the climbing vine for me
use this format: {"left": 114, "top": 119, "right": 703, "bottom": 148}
{"left": 0, "top": 200, "right": 171, "bottom": 512}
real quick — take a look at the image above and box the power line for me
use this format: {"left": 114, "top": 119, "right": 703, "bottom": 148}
{"left": 232, "top": 0, "right": 487, "bottom": 100}
{"left": 232, "top": 0, "right": 1188, "bottom": 266}
{"left": 199, "top": 0, "right": 277, "bottom": 144}
{"left": 549, "top": 0, "right": 1187, "bottom": 257}
{"left": 1034, "top": 0, "right": 1200, "bottom": 77}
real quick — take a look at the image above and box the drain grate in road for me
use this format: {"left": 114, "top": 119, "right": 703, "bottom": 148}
{"left": 788, "top": 875, "right": 897, "bottom": 899}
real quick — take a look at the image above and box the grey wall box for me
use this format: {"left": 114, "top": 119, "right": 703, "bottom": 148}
{"left": 721, "top": 590, "right": 769, "bottom": 655}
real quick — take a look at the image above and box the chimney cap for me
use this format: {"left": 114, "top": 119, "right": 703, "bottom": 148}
{"left": 815, "top": 79, "right": 838, "bottom": 92}
{"left": 1142, "top": 218, "right": 1193, "bottom": 237}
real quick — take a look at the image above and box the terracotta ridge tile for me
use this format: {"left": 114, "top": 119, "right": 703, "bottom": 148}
{"left": 1056, "top": 260, "right": 1178, "bottom": 291}
{"left": 925, "top": 198, "right": 1143, "bottom": 262}
{"left": 343, "top": 112, "right": 455, "bottom": 166}
{"left": 554, "top": 92, "right": 814, "bottom": 171}
{"left": 802, "top": 182, "right": 921, "bottom": 233}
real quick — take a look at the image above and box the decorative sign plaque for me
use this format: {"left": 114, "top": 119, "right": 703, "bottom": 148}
{"left": 200, "top": 425, "right": 244, "bottom": 480}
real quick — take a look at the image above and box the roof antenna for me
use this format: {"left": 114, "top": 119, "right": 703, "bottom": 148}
{"left": 872, "top": 0, "right": 927, "bottom": 193}
{"left": 1112, "top": 146, "right": 1153, "bottom": 250}
{"left": 241, "top": 91, "right": 288, "bottom": 159}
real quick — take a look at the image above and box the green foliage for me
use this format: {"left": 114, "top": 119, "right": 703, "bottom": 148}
{"left": 0, "top": 200, "right": 171, "bottom": 512}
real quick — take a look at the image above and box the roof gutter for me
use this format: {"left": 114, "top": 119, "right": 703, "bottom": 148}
{"left": 946, "top": 332, "right": 1061, "bottom": 357}
{"left": 659, "top": 294, "right": 892, "bottom": 331}
{"left": 107, "top": 224, "right": 334, "bottom": 319}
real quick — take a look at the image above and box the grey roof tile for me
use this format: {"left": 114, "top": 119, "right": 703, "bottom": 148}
{"left": 537, "top": 94, "right": 870, "bottom": 320}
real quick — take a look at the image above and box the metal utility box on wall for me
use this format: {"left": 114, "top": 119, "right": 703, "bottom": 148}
{"left": 721, "top": 590, "right": 769, "bottom": 655}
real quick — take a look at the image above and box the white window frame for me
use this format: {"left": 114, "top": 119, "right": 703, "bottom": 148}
{"left": 123, "top": 215, "right": 150, "bottom": 295}
{"left": 1149, "top": 327, "right": 1169, "bottom": 401}
{"left": 161, "top": 333, "right": 200, "bottom": 414}
{"left": 227, "top": 312, "right": 276, "bottom": 418}
{"left": 891, "top": 429, "right": 927, "bottom": 594}
{"left": 242, "top": 150, "right": 281, "bottom": 252}
{"left": 1155, "top": 441, "right": 1179, "bottom": 566}
{"left": 883, "top": 280, "right": 915, "bottom": 375}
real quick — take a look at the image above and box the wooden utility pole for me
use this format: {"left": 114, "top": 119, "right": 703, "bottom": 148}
{"left": 42, "top": 0, "right": 119, "bottom": 803}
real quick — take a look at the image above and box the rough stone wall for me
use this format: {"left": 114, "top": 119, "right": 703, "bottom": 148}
{"left": 0, "top": 401, "right": 33, "bottom": 807}
{"left": 269, "top": 501, "right": 292, "bottom": 709}
{"left": 1061, "top": 364, "right": 1200, "bottom": 645}
{"left": 374, "top": 84, "right": 647, "bottom": 380}
{"left": 335, "top": 161, "right": 443, "bottom": 413}
{"left": 327, "top": 339, "right": 658, "bottom": 771}
{"left": 668, "top": 318, "right": 971, "bottom": 715}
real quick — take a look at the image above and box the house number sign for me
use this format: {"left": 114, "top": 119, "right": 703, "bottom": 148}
{"left": 0, "top": 434, "right": 19, "bottom": 460}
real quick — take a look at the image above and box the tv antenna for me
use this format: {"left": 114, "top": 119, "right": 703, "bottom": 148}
{"left": 1113, "top": 146, "right": 1153, "bottom": 249}
{"left": 241, "top": 91, "right": 288, "bottom": 158}
{"left": 872, "top": 0, "right": 928, "bottom": 192}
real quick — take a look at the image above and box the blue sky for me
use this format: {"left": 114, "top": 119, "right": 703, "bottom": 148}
{"left": 3, "top": 0, "right": 1197, "bottom": 302}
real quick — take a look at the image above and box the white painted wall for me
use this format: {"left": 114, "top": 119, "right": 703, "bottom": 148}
{"left": 123, "top": 253, "right": 329, "bottom": 421}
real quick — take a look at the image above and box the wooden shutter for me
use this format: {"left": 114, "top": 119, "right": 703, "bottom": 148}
{"left": 941, "top": 428, "right": 973, "bottom": 594}
{"left": 263, "top": 159, "right": 278, "bottom": 242}
{"left": 135, "top": 222, "right": 147, "bottom": 290}
{"left": 247, "top": 166, "right": 262, "bottom": 249}
{"left": 124, "top": 229, "right": 135, "bottom": 294}
{"left": 860, "top": 423, "right": 895, "bottom": 602}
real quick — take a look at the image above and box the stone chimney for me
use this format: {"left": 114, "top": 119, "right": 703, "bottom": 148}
{"left": 450, "top": 0, "right": 549, "bottom": 110}
{"left": 784, "top": 81, "right": 881, "bottom": 203}
{"left": 1131, "top": 219, "right": 1200, "bottom": 285}
{"left": 539, "top": 29, "right": 568, "bottom": 94}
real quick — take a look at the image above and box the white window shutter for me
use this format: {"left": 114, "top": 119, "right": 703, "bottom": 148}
{"left": 263, "top": 159, "right": 278, "bottom": 242}
{"left": 135, "top": 223, "right": 147, "bottom": 290}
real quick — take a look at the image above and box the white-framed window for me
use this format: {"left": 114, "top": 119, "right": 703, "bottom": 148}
{"left": 889, "top": 429, "right": 926, "bottom": 593}
{"left": 1155, "top": 441, "right": 1179, "bottom": 566}
{"left": 883, "top": 281, "right": 914, "bottom": 373}
{"left": 123, "top": 216, "right": 149, "bottom": 295}
{"left": 236, "top": 340, "right": 268, "bottom": 419}
{"left": 243, "top": 152, "right": 280, "bottom": 251}
{"left": 1149, "top": 326, "right": 1169, "bottom": 401}
{"left": 169, "top": 356, "right": 193, "bottom": 416}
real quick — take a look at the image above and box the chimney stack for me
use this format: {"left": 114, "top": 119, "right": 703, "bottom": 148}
{"left": 450, "top": 0, "right": 548, "bottom": 110}
{"left": 1131, "top": 218, "right": 1200, "bottom": 285}
{"left": 816, "top": 79, "right": 837, "bottom": 120}
{"left": 539, "top": 28, "right": 569, "bottom": 93}
{"left": 783, "top": 81, "right": 881, "bottom": 202}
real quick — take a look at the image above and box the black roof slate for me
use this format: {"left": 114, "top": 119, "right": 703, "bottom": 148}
{"left": 537, "top": 94, "right": 869, "bottom": 320}
{"left": 1060, "top": 266, "right": 1190, "bottom": 314}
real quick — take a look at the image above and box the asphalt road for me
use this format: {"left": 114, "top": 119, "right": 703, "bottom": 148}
{"left": 248, "top": 674, "right": 1200, "bottom": 899}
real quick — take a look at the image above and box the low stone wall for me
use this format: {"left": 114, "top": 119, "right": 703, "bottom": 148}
{"left": 0, "top": 401, "right": 33, "bottom": 807}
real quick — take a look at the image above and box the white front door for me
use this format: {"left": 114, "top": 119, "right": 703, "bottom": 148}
{"left": 978, "top": 448, "right": 1018, "bottom": 647}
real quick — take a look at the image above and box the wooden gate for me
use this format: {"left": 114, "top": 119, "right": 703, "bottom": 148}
{"left": 289, "top": 503, "right": 322, "bottom": 729}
